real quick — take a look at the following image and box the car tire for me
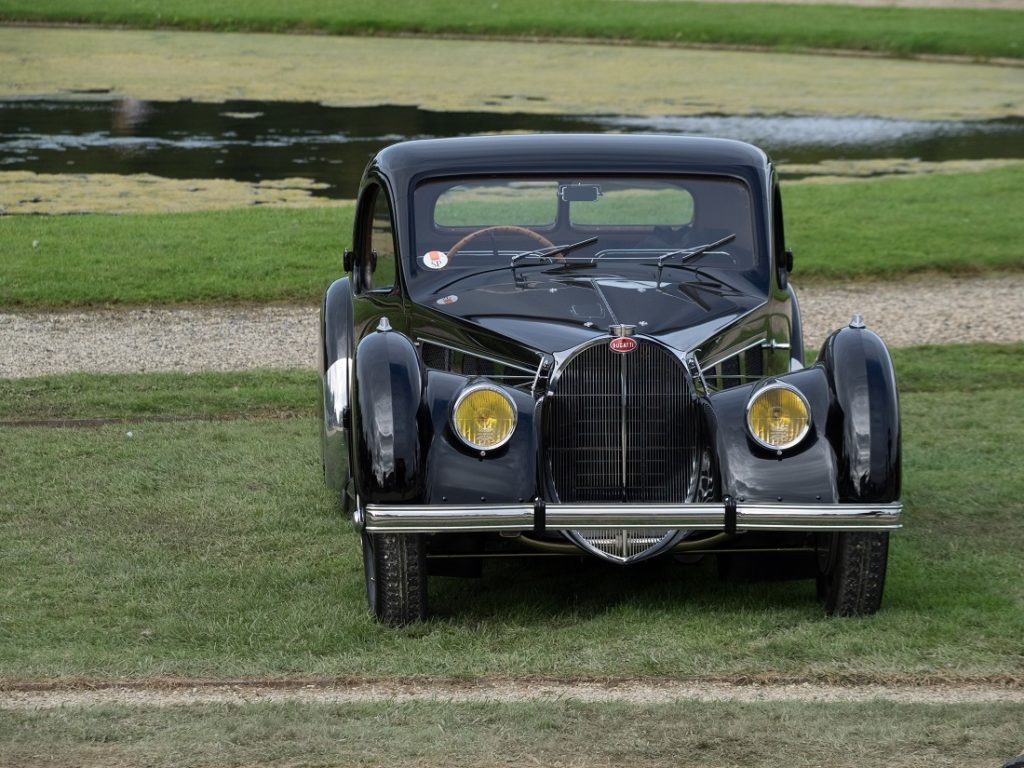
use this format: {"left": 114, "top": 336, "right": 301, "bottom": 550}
{"left": 362, "top": 531, "right": 427, "bottom": 626}
{"left": 816, "top": 532, "right": 889, "bottom": 617}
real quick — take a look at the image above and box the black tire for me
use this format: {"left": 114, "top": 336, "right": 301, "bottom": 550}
{"left": 816, "top": 532, "right": 889, "bottom": 617}
{"left": 362, "top": 531, "right": 427, "bottom": 626}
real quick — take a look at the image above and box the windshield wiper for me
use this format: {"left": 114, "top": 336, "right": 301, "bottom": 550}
{"left": 430, "top": 256, "right": 590, "bottom": 296}
{"left": 510, "top": 237, "right": 599, "bottom": 268}
{"left": 656, "top": 233, "right": 735, "bottom": 286}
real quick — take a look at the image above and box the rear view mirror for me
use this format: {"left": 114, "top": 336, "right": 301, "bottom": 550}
{"left": 560, "top": 183, "right": 602, "bottom": 202}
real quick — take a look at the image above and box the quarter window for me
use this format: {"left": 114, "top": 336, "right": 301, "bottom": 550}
{"left": 357, "top": 185, "right": 398, "bottom": 293}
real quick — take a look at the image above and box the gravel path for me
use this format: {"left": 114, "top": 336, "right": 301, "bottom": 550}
{"left": 1, "top": 275, "right": 1021, "bottom": 379}
{"left": 2, "top": 679, "right": 1022, "bottom": 710}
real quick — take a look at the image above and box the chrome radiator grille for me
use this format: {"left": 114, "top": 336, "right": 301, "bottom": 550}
{"left": 547, "top": 341, "right": 703, "bottom": 504}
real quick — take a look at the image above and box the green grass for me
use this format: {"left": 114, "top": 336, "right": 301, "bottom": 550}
{"left": 0, "top": 0, "right": 1020, "bottom": 59}
{"left": 0, "top": 205, "right": 353, "bottom": 307}
{"left": 0, "top": 369, "right": 319, "bottom": 423}
{"left": 2, "top": 700, "right": 1022, "bottom": 768}
{"left": 784, "top": 165, "right": 1024, "bottom": 280}
{"left": 2, "top": 168, "right": 1023, "bottom": 308}
{"left": 1, "top": 344, "right": 1017, "bottom": 424}
{"left": 0, "top": 344, "right": 1021, "bottom": 681}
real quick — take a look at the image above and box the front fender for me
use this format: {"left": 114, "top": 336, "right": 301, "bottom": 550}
{"left": 708, "top": 324, "right": 901, "bottom": 506}
{"left": 320, "top": 277, "right": 354, "bottom": 491}
{"left": 709, "top": 366, "right": 839, "bottom": 504}
{"left": 421, "top": 372, "right": 539, "bottom": 505}
{"left": 818, "top": 325, "right": 901, "bottom": 503}
{"left": 351, "top": 326, "right": 427, "bottom": 504}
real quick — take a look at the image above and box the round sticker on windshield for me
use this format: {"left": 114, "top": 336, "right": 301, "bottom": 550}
{"left": 436, "top": 294, "right": 459, "bottom": 306}
{"left": 422, "top": 250, "right": 448, "bottom": 270}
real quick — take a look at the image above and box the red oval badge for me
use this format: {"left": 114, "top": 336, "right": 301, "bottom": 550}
{"left": 609, "top": 337, "right": 638, "bottom": 354}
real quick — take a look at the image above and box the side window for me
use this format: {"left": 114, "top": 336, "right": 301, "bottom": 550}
{"left": 356, "top": 185, "right": 398, "bottom": 293}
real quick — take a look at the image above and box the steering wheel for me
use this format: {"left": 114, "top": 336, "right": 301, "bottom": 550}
{"left": 445, "top": 225, "right": 555, "bottom": 261}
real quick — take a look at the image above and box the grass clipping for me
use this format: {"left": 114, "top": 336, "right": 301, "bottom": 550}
{"left": 0, "top": 172, "right": 347, "bottom": 215}
{"left": 2, "top": 27, "right": 1023, "bottom": 121}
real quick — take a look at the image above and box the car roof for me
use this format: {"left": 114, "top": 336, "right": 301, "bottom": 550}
{"left": 367, "top": 134, "right": 773, "bottom": 191}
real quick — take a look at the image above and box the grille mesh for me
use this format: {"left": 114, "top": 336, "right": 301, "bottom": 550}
{"left": 548, "top": 341, "right": 702, "bottom": 504}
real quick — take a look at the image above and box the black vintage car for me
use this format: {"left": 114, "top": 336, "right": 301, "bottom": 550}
{"left": 320, "top": 134, "right": 902, "bottom": 625}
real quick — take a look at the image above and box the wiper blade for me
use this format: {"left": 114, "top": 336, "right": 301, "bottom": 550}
{"left": 656, "top": 233, "right": 736, "bottom": 267}
{"left": 510, "top": 237, "right": 599, "bottom": 267}
{"left": 656, "top": 233, "right": 735, "bottom": 287}
{"left": 430, "top": 258, "right": 586, "bottom": 296}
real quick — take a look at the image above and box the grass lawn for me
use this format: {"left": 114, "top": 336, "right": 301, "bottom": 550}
{"left": 2, "top": 699, "right": 1022, "bottom": 768}
{"left": 1, "top": 343, "right": 1019, "bottom": 423}
{"left": 2, "top": 167, "right": 1022, "bottom": 308}
{"left": 0, "top": 206, "right": 353, "bottom": 307}
{"left": 0, "top": 0, "right": 1020, "bottom": 60}
{"left": 0, "top": 344, "right": 1021, "bottom": 681}
{"left": 0, "top": 370, "right": 318, "bottom": 423}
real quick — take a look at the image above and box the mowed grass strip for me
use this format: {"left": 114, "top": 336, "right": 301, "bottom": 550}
{"left": 0, "top": 345, "right": 1021, "bottom": 680}
{"left": 0, "top": 344, "right": 1018, "bottom": 423}
{"left": 0, "top": 205, "right": 353, "bottom": 307}
{"left": 2, "top": 167, "right": 1023, "bottom": 308}
{"left": 0, "top": 0, "right": 1020, "bottom": 59}
{"left": 0, "top": 369, "right": 319, "bottom": 423}
{"left": 2, "top": 700, "right": 1022, "bottom": 768}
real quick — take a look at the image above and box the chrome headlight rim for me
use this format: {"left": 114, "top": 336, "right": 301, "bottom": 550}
{"left": 745, "top": 381, "right": 812, "bottom": 452}
{"left": 451, "top": 382, "right": 518, "bottom": 452}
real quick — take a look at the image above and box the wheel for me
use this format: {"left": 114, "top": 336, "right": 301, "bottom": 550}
{"left": 446, "top": 225, "right": 554, "bottom": 260}
{"left": 362, "top": 531, "right": 427, "bottom": 626}
{"left": 816, "top": 532, "right": 889, "bottom": 616}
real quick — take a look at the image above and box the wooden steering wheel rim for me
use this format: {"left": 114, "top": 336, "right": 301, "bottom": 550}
{"left": 445, "top": 225, "right": 556, "bottom": 260}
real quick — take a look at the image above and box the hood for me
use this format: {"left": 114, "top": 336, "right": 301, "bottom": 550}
{"left": 420, "top": 270, "right": 766, "bottom": 355}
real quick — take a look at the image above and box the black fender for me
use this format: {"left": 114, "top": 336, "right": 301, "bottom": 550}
{"left": 818, "top": 324, "right": 901, "bottom": 503}
{"left": 420, "top": 372, "right": 539, "bottom": 505}
{"left": 320, "top": 277, "right": 354, "bottom": 492}
{"left": 709, "top": 366, "right": 839, "bottom": 504}
{"left": 351, "top": 324, "right": 427, "bottom": 504}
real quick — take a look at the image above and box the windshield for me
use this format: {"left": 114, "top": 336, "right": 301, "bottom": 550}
{"left": 409, "top": 175, "right": 764, "bottom": 301}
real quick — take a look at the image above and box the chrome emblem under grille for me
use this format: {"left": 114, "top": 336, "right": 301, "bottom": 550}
{"left": 566, "top": 528, "right": 685, "bottom": 564}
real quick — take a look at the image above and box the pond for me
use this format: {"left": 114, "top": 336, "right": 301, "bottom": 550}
{"left": 2, "top": 99, "right": 1022, "bottom": 199}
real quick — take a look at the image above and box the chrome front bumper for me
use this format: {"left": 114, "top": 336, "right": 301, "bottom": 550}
{"left": 363, "top": 501, "right": 903, "bottom": 534}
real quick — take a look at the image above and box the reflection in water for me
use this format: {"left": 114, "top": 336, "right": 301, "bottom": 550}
{"left": 112, "top": 98, "right": 153, "bottom": 135}
{"left": 1, "top": 99, "right": 1022, "bottom": 199}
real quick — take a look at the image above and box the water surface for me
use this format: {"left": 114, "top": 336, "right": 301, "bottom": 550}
{"left": 2, "top": 99, "right": 1021, "bottom": 199}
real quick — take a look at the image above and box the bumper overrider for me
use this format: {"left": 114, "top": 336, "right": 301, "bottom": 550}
{"left": 362, "top": 500, "right": 902, "bottom": 534}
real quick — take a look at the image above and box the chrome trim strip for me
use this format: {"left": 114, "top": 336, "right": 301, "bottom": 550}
{"left": 415, "top": 337, "right": 539, "bottom": 375}
{"left": 619, "top": 351, "right": 628, "bottom": 490}
{"left": 531, "top": 357, "right": 548, "bottom": 396}
{"left": 698, "top": 335, "right": 768, "bottom": 373}
{"left": 365, "top": 504, "right": 536, "bottom": 532}
{"left": 364, "top": 502, "right": 903, "bottom": 533}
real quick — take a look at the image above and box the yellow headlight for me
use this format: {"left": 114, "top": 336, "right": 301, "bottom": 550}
{"left": 746, "top": 383, "right": 811, "bottom": 450}
{"left": 452, "top": 386, "right": 517, "bottom": 451}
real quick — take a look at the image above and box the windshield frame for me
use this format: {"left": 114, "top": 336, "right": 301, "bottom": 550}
{"left": 407, "top": 172, "right": 766, "bottom": 303}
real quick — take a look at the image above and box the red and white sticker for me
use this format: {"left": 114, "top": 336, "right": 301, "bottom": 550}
{"left": 436, "top": 294, "right": 459, "bottom": 306}
{"left": 609, "top": 337, "right": 638, "bottom": 354}
{"left": 422, "top": 250, "right": 448, "bottom": 270}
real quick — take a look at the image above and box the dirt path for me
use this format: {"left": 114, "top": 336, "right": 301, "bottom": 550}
{"left": 2, "top": 678, "right": 1022, "bottom": 710}
{"left": 2, "top": 275, "right": 1021, "bottom": 379}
